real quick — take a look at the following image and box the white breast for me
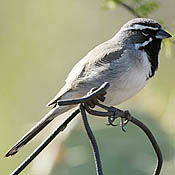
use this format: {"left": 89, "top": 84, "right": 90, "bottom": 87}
{"left": 104, "top": 50, "right": 152, "bottom": 106}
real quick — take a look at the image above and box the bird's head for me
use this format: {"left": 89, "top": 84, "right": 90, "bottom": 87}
{"left": 113, "top": 18, "right": 172, "bottom": 77}
{"left": 115, "top": 18, "right": 172, "bottom": 49}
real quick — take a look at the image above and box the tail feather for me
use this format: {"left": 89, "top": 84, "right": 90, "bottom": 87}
{"left": 5, "top": 105, "right": 71, "bottom": 157}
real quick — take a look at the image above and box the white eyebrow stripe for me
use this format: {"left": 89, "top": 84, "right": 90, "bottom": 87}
{"left": 127, "top": 24, "right": 159, "bottom": 31}
{"left": 135, "top": 37, "right": 153, "bottom": 49}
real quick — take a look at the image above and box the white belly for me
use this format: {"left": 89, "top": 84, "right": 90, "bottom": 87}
{"left": 105, "top": 71, "right": 148, "bottom": 106}
{"left": 104, "top": 52, "right": 152, "bottom": 106}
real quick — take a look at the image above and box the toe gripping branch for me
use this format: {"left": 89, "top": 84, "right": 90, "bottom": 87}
{"left": 9, "top": 82, "right": 162, "bottom": 175}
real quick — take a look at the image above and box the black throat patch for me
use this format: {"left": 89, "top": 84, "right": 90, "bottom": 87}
{"left": 140, "top": 38, "right": 161, "bottom": 78}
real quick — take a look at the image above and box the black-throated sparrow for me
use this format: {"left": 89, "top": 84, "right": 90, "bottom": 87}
{"left": 5, "top": 18, "right": 172, "bottom": 157}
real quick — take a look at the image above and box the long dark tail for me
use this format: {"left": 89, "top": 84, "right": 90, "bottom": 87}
{"left": 5, "top": 105, "right": 71, "bottom": 157}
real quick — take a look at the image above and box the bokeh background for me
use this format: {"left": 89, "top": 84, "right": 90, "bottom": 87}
{"left": 1, "top": 0, "right": 175, "bottom": 174}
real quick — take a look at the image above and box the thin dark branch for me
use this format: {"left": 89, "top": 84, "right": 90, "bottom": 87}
{"left": 80, "top": 104, "right": 103, "bottom": 175}
{"left": 8, "top": 82, "right": 163, "bottom": 175}
{"left": 5, "top": 82, "right": 109, "bottom": 158}
{"left": 85, "top": 103, "right": 162, "bottom": 175}
{"left": 130, "top": 117, "right": 162, "bottom": 175}
{"left": 84, "top": 103, "right": 113, "bottom": 117}
{"left": 9, "top": 82, "right": 109, "bottom": 175}
{"left": 117, "top": 0, "right": 142, "bottom": 18}
{"left": 10, "top": 108, "right": 80, "bottom": 175}
{"left": 57, "top": 82, "right": 109, "bottom": 106}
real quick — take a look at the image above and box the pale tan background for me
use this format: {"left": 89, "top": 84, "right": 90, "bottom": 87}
{"left": 1, "top": 0, "right": 175, "bottom": 174}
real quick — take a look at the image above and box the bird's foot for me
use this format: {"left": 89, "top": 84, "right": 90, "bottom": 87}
{"left": 84, "top": 86, "right": 132, "bottom": 132}
{"left": 86, "top": 87, "right": 107, "bottom": 108}
{"left": 106, "top": 108, "right": 131, "bottom": 132}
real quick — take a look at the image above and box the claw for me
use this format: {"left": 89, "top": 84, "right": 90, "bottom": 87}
{"left": 98, "top": 96, "right": 106, "bottom": 102}
{"left": 86, "top": 101, "right": 96, "bottom": 108}
{"left": 105, "top": 108, "right": 130, "bottom": 132}
{"left": 106, "top": 116, "right": 118, "bottom": 126}
{"left": 124, "top": 110, "right": 132, "bottom": 121}
{"left": 86, "top": 87, "right": 107, "bottom": 109}
{"left": 120, "top": 118, "right": 127, "bottom": 132}
{"left": 123, "top": 119, "right": 129, "bottom": 126}
{"left": 85, "top": 88, "right": 131, "bottom": 132}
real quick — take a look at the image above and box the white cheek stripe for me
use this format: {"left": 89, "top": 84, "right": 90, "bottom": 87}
{"left": 127, "top": 24, "right": 159, "bottom": 31}
{"left": 135, "top": 37, "right": 153, "bottom": 49}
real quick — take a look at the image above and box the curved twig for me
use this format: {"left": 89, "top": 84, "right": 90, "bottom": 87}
{"left": 57, "top": 82, "right": 109, "bottom": 106}
{"left": 7, "top": 82, "right": 163, "bottom": 175}
{"left": 10, "top": 108, "right": 80, "bottom": 175}
{"left": 130, "top": 117, "right": 162, "bottom": 175}
{"left": 84, "top": 102, "right": 162, "bottom": 174}
{"left": 84, "top": 103, "right": 162, "bottom": 175}
{"left": 8, "top": 82, "right": 109, "bottom": 175}
{"left": 80, "top": 104, "right": 103, "bottom": 175}
{"left": 117, "top": 0, "right": 142, "bottom": 18}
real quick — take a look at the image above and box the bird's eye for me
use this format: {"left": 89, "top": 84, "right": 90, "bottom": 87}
{"left": 141, "top": 29, "right": 152, "bottom": 36}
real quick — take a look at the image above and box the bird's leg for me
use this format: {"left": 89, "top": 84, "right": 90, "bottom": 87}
{"left": 101, "top": 106, "right": 131, "bottom": 132}
{"left": 85, "top": 87, "right": 107, "bottom": 108}
{"left": 107, "top": 116, "right": 118, "bottom": 126}
{"left": 84, "top": 86, "right": 132, "bottom": 132}
{"left": 105, "top": 107, "right": 121, "bottom": 127}
{"left": 119, "top": 110, "right": 131, "bottom": 132}
{"left": 120, "top": 118, "right": 127, "bottom": 132}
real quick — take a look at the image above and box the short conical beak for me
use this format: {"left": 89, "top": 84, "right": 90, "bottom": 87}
{"left": 155, "top": 28, "right": 172, "bottom": 39}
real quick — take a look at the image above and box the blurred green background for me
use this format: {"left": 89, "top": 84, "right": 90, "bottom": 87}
{"left": 1, "top": 0, "right": 175, "bottom": 174}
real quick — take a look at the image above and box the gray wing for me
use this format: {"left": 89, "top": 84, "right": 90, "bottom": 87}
{"left": 47, "top": 39, "right": 124, "bottom": 106}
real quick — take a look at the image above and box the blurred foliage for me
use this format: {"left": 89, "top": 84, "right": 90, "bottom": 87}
{"left": 102, "top": 0, "right": 159, "bottom": 17}
{"left": 133, "top": 0, "right": 159, "bottom": 17}
{"left": 102, "top": 0, "right": 174, "bottom": 66}
{"left": 163, "top": 30, "right": 175, "bottom": 57}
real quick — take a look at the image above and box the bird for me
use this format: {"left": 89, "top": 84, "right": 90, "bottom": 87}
{"left": 5, "top": 18, "right": 172, "bottom": 157}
